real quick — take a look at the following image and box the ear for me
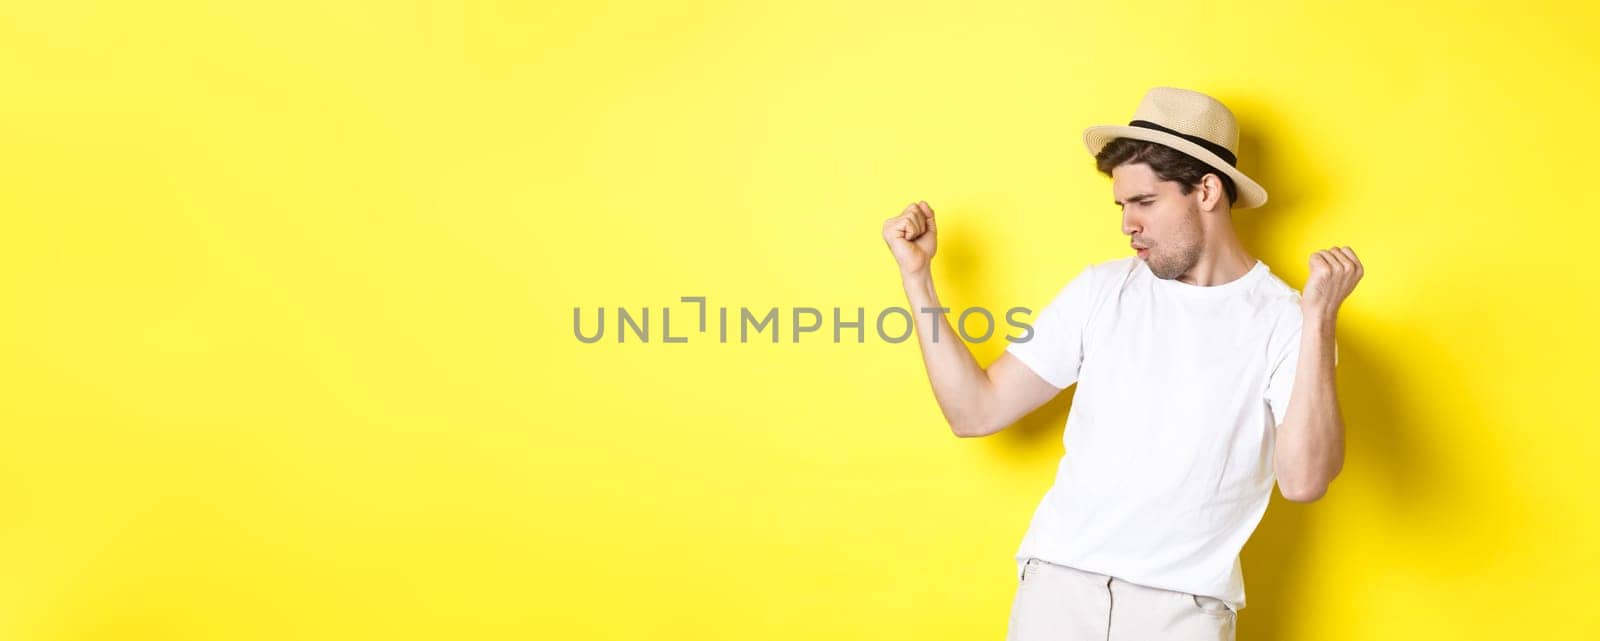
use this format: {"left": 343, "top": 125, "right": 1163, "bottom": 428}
{"left": 1197, "top": 173, "right": 1226, "bottom": 212}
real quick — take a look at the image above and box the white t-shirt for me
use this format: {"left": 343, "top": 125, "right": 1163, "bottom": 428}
{"left": 1005, "top": 256, "right": 1336, "bottom": 612}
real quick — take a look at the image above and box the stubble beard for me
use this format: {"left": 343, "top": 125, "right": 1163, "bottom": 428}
{"left": 1145, "top": 208, "right": 1204, "bottom": 281}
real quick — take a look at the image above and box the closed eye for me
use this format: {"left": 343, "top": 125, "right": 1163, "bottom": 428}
{"left": 1114, "top": 192, "right": 1157, "bottom": 207}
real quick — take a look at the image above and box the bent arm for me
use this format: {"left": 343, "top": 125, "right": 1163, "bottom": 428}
{"left": 900, "top": 270, "right": 1062, "bottom": 437}
{"left": 1273, "top": 315, "right": 1346, "bottom": 502}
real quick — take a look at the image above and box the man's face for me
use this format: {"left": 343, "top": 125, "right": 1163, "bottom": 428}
{"left": 1112, "top": 162, "right": 1203, "bottom": 280}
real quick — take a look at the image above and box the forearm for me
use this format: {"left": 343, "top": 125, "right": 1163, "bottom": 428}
{"left": 900, "top": 268, "right": 994, "bottom": 436}
{"left": 1274, "top": 314, "right": 1346, "bottom": 501}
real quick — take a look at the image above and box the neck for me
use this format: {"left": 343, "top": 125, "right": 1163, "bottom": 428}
{"left": 1179, "top": 230, "right": 1256, "bottom": 287}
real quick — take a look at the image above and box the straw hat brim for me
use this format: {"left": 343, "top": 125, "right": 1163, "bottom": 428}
{"left": 1083, "top": 125, "right": 1268, "bottom": 210}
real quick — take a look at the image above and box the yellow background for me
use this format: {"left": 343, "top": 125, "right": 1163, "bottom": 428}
{"left": 2, "top": 1, "right": 1597, "bottom": 639}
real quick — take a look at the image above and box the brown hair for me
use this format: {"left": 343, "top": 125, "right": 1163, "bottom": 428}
{"left": 1095, "top": 138, "right": 1238, "bottom": 207}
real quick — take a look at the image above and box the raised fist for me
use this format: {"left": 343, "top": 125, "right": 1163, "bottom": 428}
{"left": 1302, "top": 246, "right": 1363, "bottom": 319}
{"left": 882, "top": 200, "right": 937, "bottom": 277}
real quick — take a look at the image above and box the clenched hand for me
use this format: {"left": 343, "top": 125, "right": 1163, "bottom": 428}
{"left": 883, "top": 200, "right": 937, "bottom": 277}
{"left": 1302, "top": 246, "right": 1363, "bottom": 320}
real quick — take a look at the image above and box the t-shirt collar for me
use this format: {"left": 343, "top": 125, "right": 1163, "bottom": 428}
{"left": 1145, "top": 258, "right": 1268, "bottom": 298}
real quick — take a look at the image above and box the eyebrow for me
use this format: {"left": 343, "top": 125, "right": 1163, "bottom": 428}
{"left": 1114, "top": 193, "right": 1157, "bottom": 206}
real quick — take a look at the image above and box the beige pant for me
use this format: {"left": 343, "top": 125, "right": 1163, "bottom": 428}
{"left": 1005, "top": 558, "right": 1237, "bottom": 641}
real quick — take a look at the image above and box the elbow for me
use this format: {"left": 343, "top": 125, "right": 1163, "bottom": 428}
{"left": 1278, "top": 476, "right": 1333, "bottom": 503}
{"left": 1279, "top": 483, "right": 1328, "bottom": 503}
{"left": 949, "top": 421, "right": 984, "bottom": 438}
{"left": 949, "top": 415, "right": 1000, "bottom": 439}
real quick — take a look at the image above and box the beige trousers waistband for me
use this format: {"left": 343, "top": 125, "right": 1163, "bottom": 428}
{"left": 1005, "top": 557, "right": 1236, "bottom": 641}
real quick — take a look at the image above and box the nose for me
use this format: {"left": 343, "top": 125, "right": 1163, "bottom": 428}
{"left": 1121, "top": 208, "right": 1141, "bottom": 237}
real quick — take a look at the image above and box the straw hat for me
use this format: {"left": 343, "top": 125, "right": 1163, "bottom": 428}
{"left": 1083, "top": 87, "right": 1268, "bottom": 209}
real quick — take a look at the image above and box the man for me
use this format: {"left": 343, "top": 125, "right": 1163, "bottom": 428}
{"left": 879, "top": 87, "right": 1363, "bottom": 641}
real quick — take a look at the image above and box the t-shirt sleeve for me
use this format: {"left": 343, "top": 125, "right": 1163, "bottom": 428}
{"left": 1264, "top": 312, "right": 1339, "bottom": 429}
{"left": 1005, "top": 264, "right": 1099, "bottom": 389}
